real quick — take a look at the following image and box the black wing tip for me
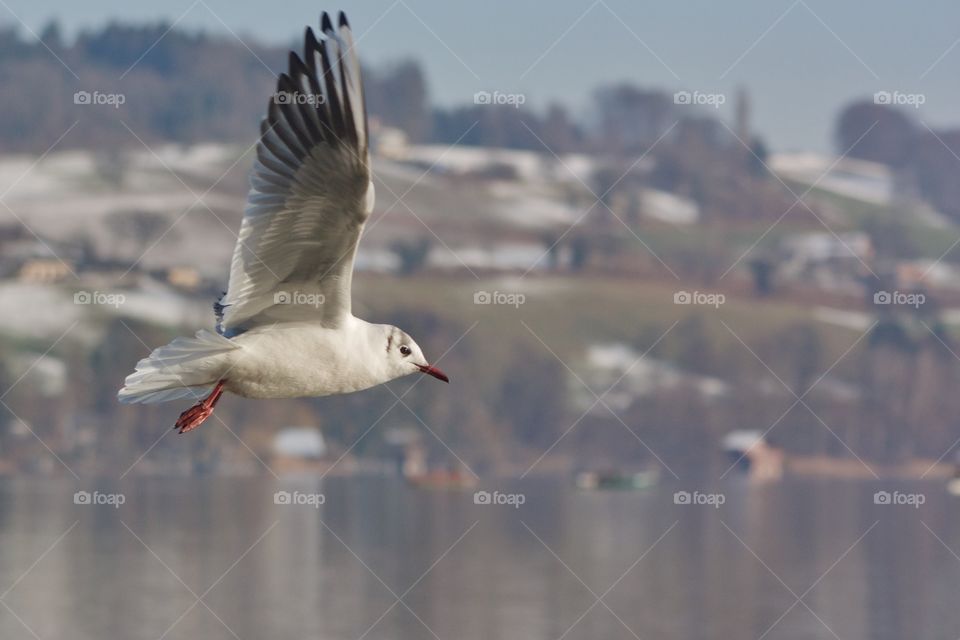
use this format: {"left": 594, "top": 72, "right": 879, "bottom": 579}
{"left": 287, "top": 52, "right": 313, "bottom": 92}
{"left": 261, "top": 10, "right": 364, "bottom": 160}
{"left": 288, "top": 50, "right": 303, "bottom": 71}
{"left": 318, "top": 11, "right": 350, "bottom": 33}
{"left": 304, "top": 27, "right": 320, "bottom": 69}
{"left": 266, "top": 97, "right": 280, "bottom": 121}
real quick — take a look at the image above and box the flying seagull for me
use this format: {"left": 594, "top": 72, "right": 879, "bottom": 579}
{"left": 119, "top": 11, "right": 449, "bottom": 433}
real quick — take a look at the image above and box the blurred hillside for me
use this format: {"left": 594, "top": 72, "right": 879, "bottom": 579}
{"left": 4, "top": 20, "right": 960, "bottom": 479}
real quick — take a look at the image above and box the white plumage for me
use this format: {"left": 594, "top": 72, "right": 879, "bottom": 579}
{"left": 118, "top": 11, "right": 448, "bottom": 433}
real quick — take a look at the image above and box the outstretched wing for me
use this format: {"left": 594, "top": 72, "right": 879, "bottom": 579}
{"left": 218, "top": 11, "right": 371, "bottom": 335}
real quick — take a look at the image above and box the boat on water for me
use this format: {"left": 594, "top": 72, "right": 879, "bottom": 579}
{"left": 944, "top": 452, "right": 960, "bottom": 495}
{"left": 575, "top": 469, "right": 660, "bottom": 491}
{"left": 395, "top": 435, "right": 477, "bottom": 490}
{"left": 722, "top": 429, "right": 784, "bottom": 481}
{"left": 948, "top": 478, "right": 960, "bottom": 496}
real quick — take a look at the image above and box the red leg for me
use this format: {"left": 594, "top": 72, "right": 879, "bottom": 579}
{"left": 174, "top": 381, "right": 226, "bottom": 434}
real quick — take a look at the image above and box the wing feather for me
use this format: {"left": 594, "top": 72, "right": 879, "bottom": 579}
{"left": 218, "top": 12, "right": 371, "bottom": 335}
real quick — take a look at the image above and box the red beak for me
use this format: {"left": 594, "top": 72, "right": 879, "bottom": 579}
{"left": 417, "top": 364, "right": 449, "bottom": 383}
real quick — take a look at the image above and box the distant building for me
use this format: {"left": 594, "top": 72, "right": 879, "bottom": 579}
{"left": 383, "top": 426, "right": 425, "bottom": 477}
{"left": 770, "top": 153, "right": 894, "bottom": 206}
{"left": 8, "top": 353, "right": 67, "bottom": 396}
{"left": 18, "top": 258, "right": 72, "bottom": 283}
{"left": 640, "top": 188, "right": 699, "bottom": 225}
{"left": 779, "top": 231, "right": 873, "bottom": 293}
{"left": 895, "top": 260, "right": 960, "bottom": 292}
{"left": 783, "top": 231, "right": 872, "bottom": 264}
{"left": 273, "top": 427, "right": 326, "bottom": 459}
{"left": 583, "top": 343, "right": 727, "bottom": 413}
{"left": 371, "top": 126, "right": 408, "bottom": 159}
{"left": 166, "top": 266, "right": 201, "bottom": 290}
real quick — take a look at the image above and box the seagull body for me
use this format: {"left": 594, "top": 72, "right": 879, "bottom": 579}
{"left": 118, "top": 11, "right": 448, "bottom": 433}
{"left": 222, "top": 321, "right": 423, "bottom": 399}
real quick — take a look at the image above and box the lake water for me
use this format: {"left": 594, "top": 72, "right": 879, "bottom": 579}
{"left": 0, "top": 476, "right": 956, "bottom": 640}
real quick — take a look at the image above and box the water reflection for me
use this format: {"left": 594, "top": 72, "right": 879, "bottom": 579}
{"left": 0, "top": 476, "right": 956, "bottom": 639}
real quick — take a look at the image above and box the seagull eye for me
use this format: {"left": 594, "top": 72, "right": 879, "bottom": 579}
{"left": 399, "top": 345, "right": 411, "bottom": 356}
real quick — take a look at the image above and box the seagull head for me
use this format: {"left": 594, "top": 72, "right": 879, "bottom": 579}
{"left": 382, "top": 326, "right": 449, "bottom": 384}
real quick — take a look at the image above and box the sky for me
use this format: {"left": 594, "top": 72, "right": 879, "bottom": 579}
{"left": 6, "top": 0, "right": 960, "bottom": 152}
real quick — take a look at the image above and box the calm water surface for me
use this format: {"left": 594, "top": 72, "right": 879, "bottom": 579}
{"left": 0, "top": 476, "right": 956, "bottom": 639}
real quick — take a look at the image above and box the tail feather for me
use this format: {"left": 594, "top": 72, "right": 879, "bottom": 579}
{"left": 118, "top": 329, "right": 238, "bottom": 405}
